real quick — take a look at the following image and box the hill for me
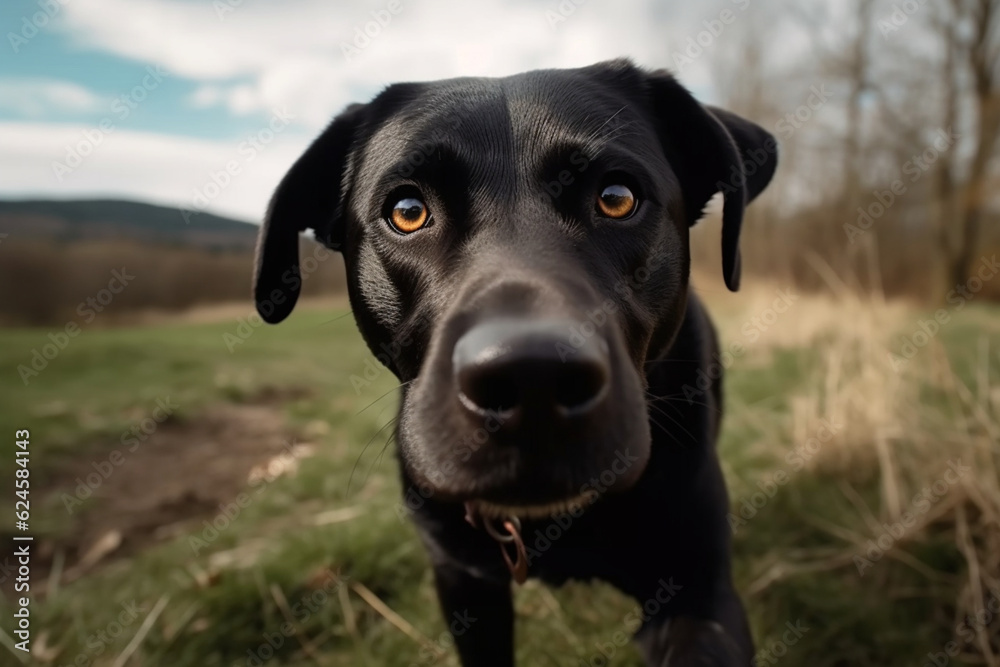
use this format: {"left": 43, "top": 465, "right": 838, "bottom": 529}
{"left": 0, "top": 198, "right": 259, "bottom": 251}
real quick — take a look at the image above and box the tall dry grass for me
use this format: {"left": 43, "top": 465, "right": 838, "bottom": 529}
{"left": 705, "top": 269, "right": 1000, "bottom": 664}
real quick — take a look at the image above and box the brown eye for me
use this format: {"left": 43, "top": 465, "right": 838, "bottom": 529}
{"left": 597, "top": 184, "right": 636, "bottom": 219}
{"left": 389, "top": 197, "right": 429, "bottom": 233}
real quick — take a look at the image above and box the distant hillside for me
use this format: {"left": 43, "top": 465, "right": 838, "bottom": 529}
{"left": 0, "top": 199, "right": 259, "bottom": 251}
{"left": 0, "top": 198, "right": 347, "bottom": 325}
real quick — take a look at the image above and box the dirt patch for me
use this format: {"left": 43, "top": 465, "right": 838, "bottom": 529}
{"left": 12, "top": 397, "right": 309, "bottom": 593}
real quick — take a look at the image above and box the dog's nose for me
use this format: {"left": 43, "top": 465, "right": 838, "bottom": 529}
{"left": 452, "top": 318, "right": 610, "bottom": 421}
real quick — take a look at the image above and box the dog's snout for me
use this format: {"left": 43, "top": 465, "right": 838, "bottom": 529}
{"left": 452, "top": 318, "right": 610, "bottom": 421}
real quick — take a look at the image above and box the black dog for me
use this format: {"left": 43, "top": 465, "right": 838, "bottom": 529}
{"left": 254, "top": 59, "right": 777, "bottom": 666}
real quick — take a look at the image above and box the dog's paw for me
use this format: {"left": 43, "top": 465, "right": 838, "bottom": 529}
{"left": 638, "top": 616, "right": 745, "bottom": 667}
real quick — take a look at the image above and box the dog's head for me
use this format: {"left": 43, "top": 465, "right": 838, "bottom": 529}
{"left": 254, "top": 60, "right": 776, "bottom": 517}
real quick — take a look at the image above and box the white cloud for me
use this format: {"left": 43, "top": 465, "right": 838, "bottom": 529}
{"left": 0, "top": 122, "right": 311, "bottom": 221}
{"left": 0, "top": 79, "right": 101, "bottom": 116}
{"left": 58, "top": 0, "right": 729, "bottom": 129}
{"left": 225, "top": 83, "right": 264, "bottom": 116}
{"left": 188, "top": 84, "right": 223, "bottom": 108}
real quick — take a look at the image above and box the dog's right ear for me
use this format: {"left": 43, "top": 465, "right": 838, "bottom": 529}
{"left": 254, "top": 103, "right": 368, "bottom": 323}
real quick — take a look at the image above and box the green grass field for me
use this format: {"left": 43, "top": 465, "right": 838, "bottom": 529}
{"left": 0, "top": 286, "right": 997, "bottom": 666}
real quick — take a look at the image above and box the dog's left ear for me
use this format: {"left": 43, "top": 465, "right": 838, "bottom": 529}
{"left": 647, "top": 72, "right": 778, "bottom": 291}
{"left": 254, "top": 102, "right": 368, "bottom": 323}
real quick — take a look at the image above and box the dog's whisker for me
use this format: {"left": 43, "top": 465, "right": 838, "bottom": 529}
{"left": 348, "top": 415, "right": 399, "bottom": 496}
{"left": 591, "top": 122, "right": 637, "bottom": 144}
{"left": 643, "top": 358, "right": 703, "bottom": 364}
{"left": 364, "top": 430, "right": 398, "bottom": 486}
{"left": 647, "top": 390, "right": 717, "bottom": 412}
{"left": 653, "top": 410, "right": 702, "bottom": 446}
{"left": 320, "top": 309, "right": 356, "bottom": 326}
{"left": 354, "top": 379, "right": 412, "bottom": 416}
{"left": 650, "top": 397, "right": 698, "bottom": 419}
{"left": 646, "top": 400, "right": 683, "bottom": 424}
{"left": 583, "top": 105, "right": 628, "bottom": 144}
{"left": 646, "top": 414, "right": 674, "bottom": 439}
{"left": 660, "top": 395, "right": 719, "bottom": 412}
{"left": 586, "top": 123, "right": 639, "bottom": 158}
{"left": 643, "top": 396, "right": 701, "bottom": 444}
{"left": 647, "top": 414, "right": 699, "bottom": 450}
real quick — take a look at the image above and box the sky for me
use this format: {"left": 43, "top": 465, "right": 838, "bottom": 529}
{"left": 0, "top": 0, "right": 798, "bottom": 222}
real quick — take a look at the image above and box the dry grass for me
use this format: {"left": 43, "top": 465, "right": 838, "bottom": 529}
{"left": 710, "top": 273, "right": 1000, "bottom": 665}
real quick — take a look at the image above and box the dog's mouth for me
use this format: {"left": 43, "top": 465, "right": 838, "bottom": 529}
{"left": 464, "top": 489, "right": 599, "bottom": 520}
{"left": 400, "top": 311, "right": 652, "bottom": 511}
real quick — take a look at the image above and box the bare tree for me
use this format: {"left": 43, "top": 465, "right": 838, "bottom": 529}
{"left": 939, "top": 0, "right": 1000, "bottom": 287}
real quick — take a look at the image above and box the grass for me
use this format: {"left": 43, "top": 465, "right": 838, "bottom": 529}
{"left": 0, "top": 286, "right": 997, "bottom": 666}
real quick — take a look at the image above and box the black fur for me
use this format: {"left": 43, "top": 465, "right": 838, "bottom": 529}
{"left": 254, "top": 59, "right": 777, "bottom": 666}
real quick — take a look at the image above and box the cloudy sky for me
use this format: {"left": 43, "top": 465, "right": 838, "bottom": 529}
{"left": 1, "top": 0, "right": 801, "bottom": 222}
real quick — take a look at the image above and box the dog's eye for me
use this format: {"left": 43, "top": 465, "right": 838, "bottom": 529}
{"left": 596, "top": 184, "right": 637, "bottom": 219}
{"left": 389, "top": 197, "right": 429, "bottom": 233}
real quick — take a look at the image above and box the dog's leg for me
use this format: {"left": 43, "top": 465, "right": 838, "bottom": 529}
{"left": 432, "top": 561, "right": 514, "bottom": 666}
{"left": 633, "top": 589, "right": 752, "bottom": 667}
